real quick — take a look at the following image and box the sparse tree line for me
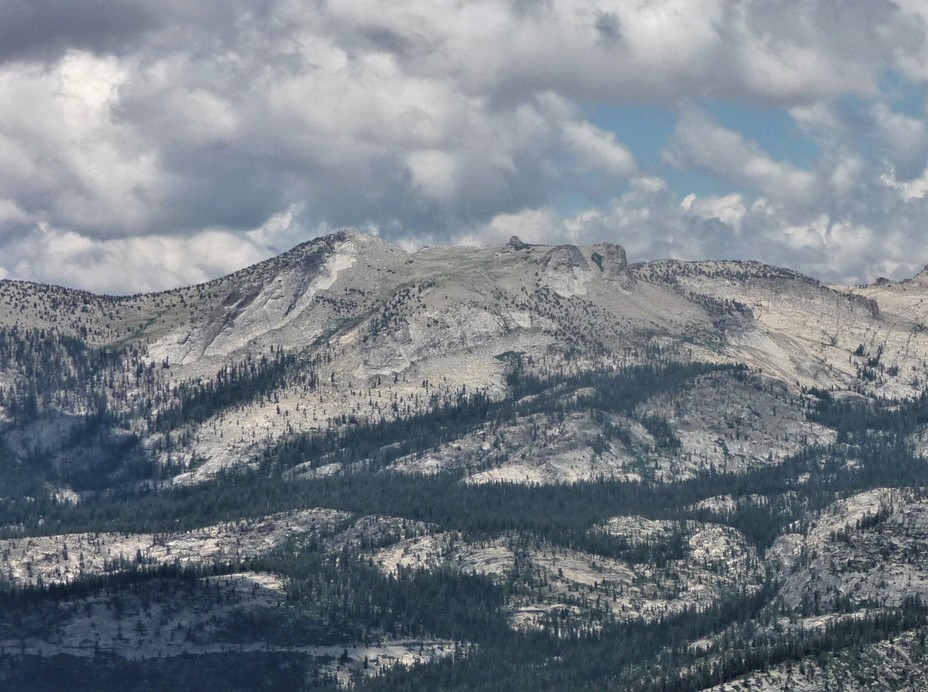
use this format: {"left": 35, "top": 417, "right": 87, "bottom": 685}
{"left": 5, "top": 338, "right": 928, "bottom": 688}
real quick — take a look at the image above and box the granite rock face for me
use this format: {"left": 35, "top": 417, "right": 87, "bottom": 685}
{"left": 4, "top": 231, "right": 928, "bottom": 685}
{"left": 4, "top": 231, "right": 928, "bottom": 480}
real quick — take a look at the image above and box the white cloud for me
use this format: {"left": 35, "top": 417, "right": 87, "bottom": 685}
{"left": 0, "top": 0, "right": 924, "bottom": 291}
{"left": 330, "top": 0, "right": 922, "bottom": 103}
{"left": 666, "top": 109, "right": 819, "bottom": 207}
{"left": 405, "top": 149, "right": 460, "bottom": 202}
{"left": 454, "top": 207, "right": 565, "bottom": 248}
{"left": 681, "top": 193, "right": 747, "bottom": 231}
{"left": 870, "top": 103, "right": 928, "bottom": 179}
{"left": 456, "top": 166, "right": 927, "bottom": 286}
{"left": 562, "top": 121, "right": 637, "bottom": 177}
{"left": 1, "top": 224, "right": 274, "bottom": 294}
{"left": 0, "top": 199, "right": 30, "bottom": 224}
{"left": 883, "top": 167, "right": 928, "bottom": 202}
{"left": 0, "top": 50, "right": 163, "bottom": 236}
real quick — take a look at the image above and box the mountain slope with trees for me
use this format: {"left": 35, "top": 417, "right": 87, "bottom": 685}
{"left": 2, "top": 232, "right": 928, "bottom": 689}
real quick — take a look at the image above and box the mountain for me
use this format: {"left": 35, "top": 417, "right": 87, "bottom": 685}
{"left": 2, "top": 231, "right": 928, "bottom": 690}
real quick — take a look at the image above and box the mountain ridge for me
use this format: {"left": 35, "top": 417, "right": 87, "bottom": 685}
{"left": 3, "top": 229, "right": 928, "bottom": 487}
{"left": 4, "top": 230, "right": 928, "bottom": 689}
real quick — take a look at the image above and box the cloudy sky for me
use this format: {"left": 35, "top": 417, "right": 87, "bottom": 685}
{"left": 0, "top": 0, "right": 925, "bottom": 293}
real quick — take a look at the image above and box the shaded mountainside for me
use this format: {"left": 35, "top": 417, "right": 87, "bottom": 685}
{"left": 3, "top": 231, "right": 928, "bottom": 689}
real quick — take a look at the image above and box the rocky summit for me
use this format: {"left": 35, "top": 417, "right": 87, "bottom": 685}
{"left": 3, "top": 231, "right": 928, "bottom": 690}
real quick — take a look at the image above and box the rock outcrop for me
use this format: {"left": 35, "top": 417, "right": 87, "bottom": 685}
{"left": 591, "top": 242, "right": 635, "bottom": 288}
{"left": 504, "top": 235, "right": 531, "bottom": 251}
{"left": 540, "top": 245, "right": 593, "bottom": 297}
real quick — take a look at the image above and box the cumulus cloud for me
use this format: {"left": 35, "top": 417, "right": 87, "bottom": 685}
{"left": 330, "top": 0, "right": 920, "bottom": 104}
{"left": 870, "top": 103, "right": 928, "bottom": 180}
{"left": 1, "top": 222, "right": 281, "bottom": 295}
{"left": 0, "top": 0, "right": 925, "bottom": 291}
{"left": 460, "top": 158, "right": 927, "bottom": 285}
{"left": 681, "top": 193, "right": 747, "bottom": 232}
{"left": 562, "top": 121, "right": 637, "bottom": 177}
{"left": 665, "top": 110, "right": 820, "bottom": 208}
